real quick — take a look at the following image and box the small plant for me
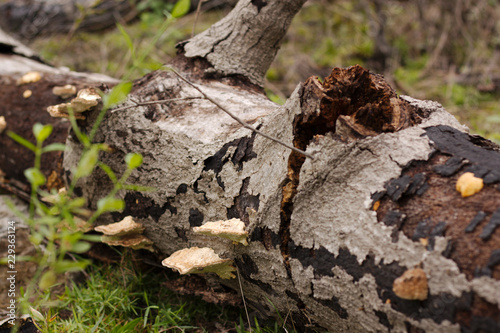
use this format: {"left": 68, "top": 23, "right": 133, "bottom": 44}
{"left": 3, "top": 82, "right": 148, "bottom": 329}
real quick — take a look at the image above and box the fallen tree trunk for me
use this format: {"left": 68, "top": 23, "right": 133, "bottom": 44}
{"left": 0, "top": 28, "right": 117, "bottom": 198}
{"left": 4, "top": 0, "right": 500, "bottom": 331}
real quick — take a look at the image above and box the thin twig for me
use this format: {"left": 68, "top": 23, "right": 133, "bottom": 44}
{"left": 237, "top": 266, "right": 252, "bottom": 332}
{"left": 191, "top": 0, "right": 204, "bottom": 38}
{"left": 166, "top": 67, "right": 314, "bottom": 159}
{"left": 111, "top": 97, "right": 203, "bottom": 113}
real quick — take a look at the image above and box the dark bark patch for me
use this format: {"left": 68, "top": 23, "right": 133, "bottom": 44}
{"left": 479, "top": 207, "right": 500, "bottom": 241}
{"left": 404, "top": 321, "right": 425, "bottom": 333}
{"left": 316, "top": 296, "right": 349, "bottom": 319}
{"left": 465, "top": 211, "right": 487, "bottom": 233}
{"left": 176, "top": 183, "right": 188, "bottom": 195}
{"left": 288, "top": 242, "right": 490, "bottom": 326}
{"left": 433, "top": 156, "right": 466, "bottom": 176}
{"left": 426, "top": 125, "right": 500, "bottom": 183}
{"left": 227, "top": 177, "right": 259, "bottom": 224}
{"left": 250, "top": 226, "right": 279, "bottom": 250}
{"left": 174, "top": 227, "right": 188, "bottom": 242}
{"left": 455, "top": 294, "right": 500, "bottom": 333}
{"left": 188, "top": 208, "right": 204, "bottom": 227}
{"left": 203, "top": 135, "right": 258, "bottom": 190}
{"left": 375, "top": 128, "right": 500, "bottom": 280}
{"left": 251, "top": 0, "right": 268, "bottom": 12}
{"left": 375, "top": 310, "right": 393, "bottom": 330}
{"left": 114, "top": 192, "right": 176, "bottom": 223}
{"left": 234, "top": 258, "right": 276, "bottom": 296}
{"left": 382, "top": 210, "right": 406, "bottom": 229}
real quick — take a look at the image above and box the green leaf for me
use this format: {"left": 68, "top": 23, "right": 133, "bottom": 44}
{"left": 7, "top": 131, "right": 36, "bottom": 151}
{"left": 29, "top": 233, "right": 44, "bottom": 245}
{"left": 98, "top": 162, "right": 118, "bottom": 184}
{"left": 33, "top": 123, "right": 53, "bottom": 143}
{"left": 30, "top": 307, "right": 46, "bottom": 323}
{"left": 171, "top": 0, "right": 190, "bottom": 18}
{"left": 54, "top": 259, "right": 90, "bottom": 273}
{"left": 42, "top": 143, "right": 67, "bottom": 153}
{"left": 97, "top": 197, "right": 125, "bottom": 213}
{"left": 71, "top": 241, "right": 92, "bottom": 254}
{"left": 117, "top": 23, "right": 135, "bottom": 59}
{"left": 24, "top": 168, "right": 46, "bottom": 186}
{"left": 103, "top": 81, "right": 133, "bottom": 109}
{"left": 75, "top": 146, "right": 99, "bottom": 179}
{"left": 125, "top": 153, "right": 143, "bottom": 169}
{"left": 39, "top": 270, "right": 57, "bottom": 290}
{"left": 67, "top": 197, "right": 87, "bottom": 209}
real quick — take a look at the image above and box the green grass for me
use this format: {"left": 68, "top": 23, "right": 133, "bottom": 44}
{"left": 32, "top": 250, "right": 291, "bottom": 332}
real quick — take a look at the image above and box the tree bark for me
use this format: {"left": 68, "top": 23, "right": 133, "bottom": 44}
{"left": 4, "top": 0, "right": 500, "bottom": 331}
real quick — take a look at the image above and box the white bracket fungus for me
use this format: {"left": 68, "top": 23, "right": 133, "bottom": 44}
{"left": 47, "top": 88, "right": 101, "bottom": 119}
{"left": 162, "top": 247, "right": 236, "bottom": 279}
{"left": 52, "top": 85, "right": 77, "bottom": 99}
{"left": 392, "top": 268, "right": 428, "bottom": 301}
{"left": 94, "top": 216, "right": 154, "bottom": 252}
{"left": 192, "top": 218, "right": 248, "bottom": 245}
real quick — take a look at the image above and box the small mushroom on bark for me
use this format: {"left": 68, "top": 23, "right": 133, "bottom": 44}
{"left": 392, "top": 268, "right": 429, "bottom": 301}
{"left": 456, "top": 172, "right": 484, "bottom": 198}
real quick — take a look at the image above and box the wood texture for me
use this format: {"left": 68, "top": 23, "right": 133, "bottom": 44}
{"left": 63, "top": 61, "right": 500, "bottom": 331}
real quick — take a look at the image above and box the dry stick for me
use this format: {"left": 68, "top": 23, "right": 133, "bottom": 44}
{"left": 191, "top": 0, "right": 205, "bottom": 38}
{"left": 167, "top": 67, "right": 314, "bottom": 159}
{"left": 111, "top": 97, "right": 203, "bottom": 113}
{"left": 236, "top": 267, "right": 253, "bottom": 332}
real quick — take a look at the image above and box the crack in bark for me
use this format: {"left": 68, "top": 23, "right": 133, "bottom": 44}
{"left": 279, "top": 65, "right": 423, "bottom": 276}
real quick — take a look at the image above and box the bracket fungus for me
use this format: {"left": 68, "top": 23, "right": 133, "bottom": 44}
{"left": 162, "top": 247, "right": 236, "bottom": 279}
{"left": 192, "top": 218, "right": 249, "bottom": 246}
{"left": 456, "top": 172, "right": 484, "bottom": 198}
{"left": 94, "top": 216, "right": 154, "bottom": 252}
{"left": 47, "top": 88, "right": 101, "bottom": 119}
{"left": 52, "top": 84, "right": 77, "bottom": 99}
{"left": 392, "top": 268, "right": 428, "bottom": 301}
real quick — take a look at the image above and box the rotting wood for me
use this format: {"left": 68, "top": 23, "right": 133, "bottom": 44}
{"left": 0, "top": 28, "right": 117, "bottom": 197}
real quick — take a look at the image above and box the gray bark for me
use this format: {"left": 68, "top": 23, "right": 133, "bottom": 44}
{"left": 63, "top": 66, "right": 500, "bottom": 331}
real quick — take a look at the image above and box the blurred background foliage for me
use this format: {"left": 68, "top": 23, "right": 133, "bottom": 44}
{"left": 1, "top": 0, "right": 499, "bottom": 142}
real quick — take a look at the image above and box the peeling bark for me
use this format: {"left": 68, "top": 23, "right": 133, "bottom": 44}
{"left": 63, "top": 63, "right": 500, "bottom": 331}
